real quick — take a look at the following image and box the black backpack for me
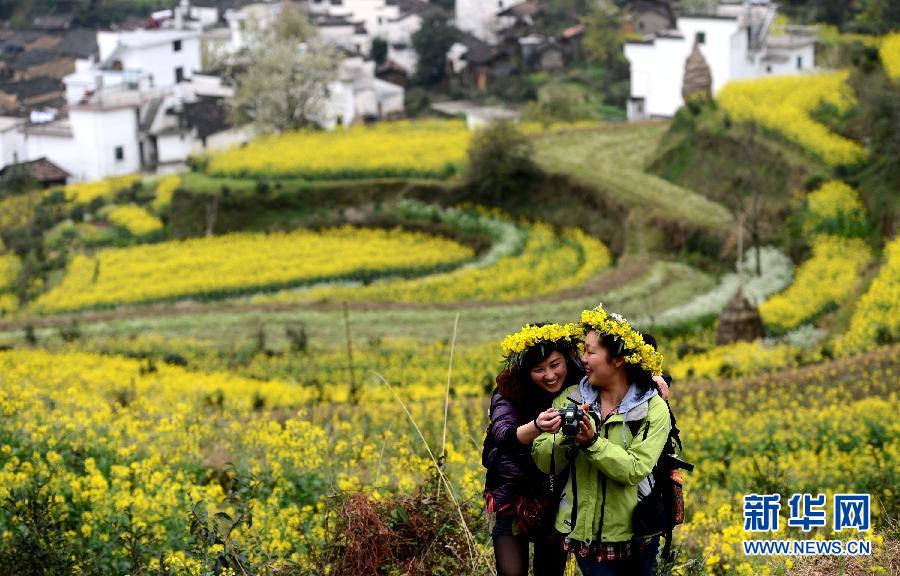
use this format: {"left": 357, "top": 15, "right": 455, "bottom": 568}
{"left": 629, "top": 397, "right": 694, "bottom": 562}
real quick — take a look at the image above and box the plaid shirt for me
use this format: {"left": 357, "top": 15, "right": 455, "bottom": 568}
{"left": 562, "top": 535, "right": 655, "bottom": 562}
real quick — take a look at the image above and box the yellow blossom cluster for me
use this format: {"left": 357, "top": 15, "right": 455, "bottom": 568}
{"left": 804, "top": 180, "right": 867, "bottom": 236}
{"left": 0, "top": 293, "right": 16, "bottom": 314}
{"left": 836, "top": 236, "right": 900, "bottom": 355}
{"left": 104, "top": 204, "right": 164, "bottom": 236}
{"left": 0, "top": 191, "right": 40, "bottom": 230}
{"left": 759, "top": 235, "right": 872, "bottom": 332}
{"left": 718, "top": 72, "right": 866, "bottom": 166}
{"left": 152, "top": 175, "right": 181, "bottom": 212}
{"left": 669, "top": 340, "right": 811, "bottom": 381}
{"left": 206, "top": 120, "right": 472, "bottom": 179}
{"left": 288, "top": 224, "right": 610, "bottom": 304}
{"left": 580, "top": 304, "right": 663, "bottom": 375}
{"left": 0, "top": 253, "right": 19, "bottom": 291}
{"left": 500, "top": 322, "right": 583, "bottom": 369}
{"left": 53, "top": 174, "right": 141, "bottom": 205}
{"left": 29, "top": 227, "right": 475, "bottom": 313}
{"left": 880, "top": 32, "right": 900, "bottom": 80}
{"left": 0, "top": 252, "right": 18, "bottom": 314}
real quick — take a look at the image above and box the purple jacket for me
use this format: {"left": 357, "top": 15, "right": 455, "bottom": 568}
{"left": 482, "top": 389, "right": 552, "bottom": 508}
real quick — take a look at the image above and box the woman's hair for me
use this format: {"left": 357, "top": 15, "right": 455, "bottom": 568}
{"left": 598, "top": 331, "right": 659, "bottom": 395}
{"left": 496, "top": 337, "right": 583, "bottom": 409}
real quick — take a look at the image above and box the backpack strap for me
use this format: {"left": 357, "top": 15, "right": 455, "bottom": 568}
{"left": 662, "top": 528, "right": 675, "bottom": 562}
{"left": 627, "top": 419, "right": 643, "bottom": 439}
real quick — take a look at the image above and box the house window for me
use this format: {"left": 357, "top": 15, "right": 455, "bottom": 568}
{"left": 115, "top": 146, "right": 124, "bottom": 161}
{"left": 796, "top": 56, "right": 803, "bottom": 70}
{"left": 175, "top": 67, "right": 185, "bottom": 83}
{"left": 695, "top": 31, "right": 705, "bottom": 45}
{"left": 173, "top": 39, "right": 182, "bottom": 52}
{"left": 638, "top": 21, "right": 644, "bottom": 32}
{"left": 766, "top": 65, "right": 772, "bottom": 73}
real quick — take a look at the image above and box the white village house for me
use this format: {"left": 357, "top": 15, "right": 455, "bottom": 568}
{"left": 624, "top": 1, "right": 816, "bottom": 119}
{"left": 0, "top": 0, "right": 405, "bottom": 183}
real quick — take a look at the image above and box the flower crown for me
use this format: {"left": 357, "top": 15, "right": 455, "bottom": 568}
{"left": 580, "top": 304, "right": 663, "bottom": 376}
{"left": 500, "top": 322, "right": 584, "bottom": 371}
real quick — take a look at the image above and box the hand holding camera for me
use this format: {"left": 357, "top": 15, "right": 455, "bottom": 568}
{"left": 572, "top": 403, "right": 596, "bottom": 446}
{"left": 535, "top": 407, "right": 562, "bottom": 434}
{"left": 554, "top": 403, "right": 596, "bottom": 444}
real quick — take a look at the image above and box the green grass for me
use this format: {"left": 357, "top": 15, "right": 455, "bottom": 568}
{"left": 532, "top": 122, "right": 734, "bottom": 232}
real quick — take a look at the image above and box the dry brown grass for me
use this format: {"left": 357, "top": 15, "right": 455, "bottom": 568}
{"left": 789, "top": 538, "right": 899, "bottom": 576}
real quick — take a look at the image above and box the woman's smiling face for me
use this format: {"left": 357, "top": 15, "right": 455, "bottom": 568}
{"left": 529, "top": 350, "right": 568, "bottom": 394}
{"left": 580, "top": 330, "right": 623, "bottom": 387}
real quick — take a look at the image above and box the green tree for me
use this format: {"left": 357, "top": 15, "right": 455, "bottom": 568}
{"left": 463, "top": 121, "right": 541, "bottom": 205}
{"left": 850, "top": 0, "right": 900, "bottom": 33}
{"left": 582, "top": 0, "right": 624, "bottom": 64}
{"left": 581, "top": 0, "right": 630, "bottom": 107}
{"left": 412, "top": 13, "right": 459, "bottom": 87}
{"left": 370, "top": 37, "right": 388, "bottom": 66}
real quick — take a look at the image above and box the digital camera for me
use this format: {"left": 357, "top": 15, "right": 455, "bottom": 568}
{"left": 556, "top": 403, "right": 584, "bottom": 437}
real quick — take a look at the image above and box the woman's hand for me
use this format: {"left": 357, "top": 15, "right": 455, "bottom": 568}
{"left": 574, "top": 403, "right": 596, "bottom": 446}
{"left": 653, "top": 375, "right": 670, "bottom": 401}
{"left": 536, "top": 408, "right": 562, "bottom": 434}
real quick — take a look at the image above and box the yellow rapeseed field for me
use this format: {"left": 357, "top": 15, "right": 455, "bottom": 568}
{"left": 718, "top": 72, "right": 866, "bottom": 166}
{"left": 759, "top": 234, "right": 872, "bottom": 332}
{"left": 286, "top": 224, "right": 611, "bottom": 303}
{"left": 152, "top": 175, "right": 181, "bottom": 212}
{"left": 0, "top": 339, "right": 895, "bottom": 575}
{"left": 56, "top": 174, "right": 141, "bottom": 205}
{"left": 804, "top": 180, "right": 867, "bottom": 236}
{"left": 0, "top": 253, "right": 19, "bottom": 292}
{"left": 669, "top": 340, "right": 813, "bottom": 381}
{"left": 207, "top": 120, "right": 472, "bottom": 179}
{"left": 836, "top": 236, "right": 900, "bottom": 355}
{"left": 204, "top": 119, "right": 599, "bottom": 180}
{"left": 30, "top": 227, "right": 475, "bottom": 313}
{"left": 105, "top": 204, "right": 164, "bottom": 236}
{"left": 880, "top": 32, "right": 900, "bottom": 80}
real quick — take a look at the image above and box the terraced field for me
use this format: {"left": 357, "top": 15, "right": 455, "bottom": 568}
{"left": 532, "top": 122, "right": 734, "bottom": 231}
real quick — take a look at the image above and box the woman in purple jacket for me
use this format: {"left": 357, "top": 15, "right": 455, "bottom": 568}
{"left": 482, "top": 322, "right": 585, "bottom": 576}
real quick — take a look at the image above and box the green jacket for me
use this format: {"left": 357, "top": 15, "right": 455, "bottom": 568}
{"left": 532, "top": 381, "right": 671, "bottom": 544}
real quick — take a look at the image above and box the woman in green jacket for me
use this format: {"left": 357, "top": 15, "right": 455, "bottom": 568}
{"left": 532, "top": 304, "right": 670, "bottom": 576}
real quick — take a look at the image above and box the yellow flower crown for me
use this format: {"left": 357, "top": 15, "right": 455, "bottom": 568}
{"left": 500, "top": 322, "right": 584, "bottom": 370}
{"left": 580, "top": 304, "right": 664, "bottom": 376}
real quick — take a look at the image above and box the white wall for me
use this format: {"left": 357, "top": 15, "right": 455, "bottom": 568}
{"left": 0, "top": 122, "right": 25, "bottom": 167}
{"left": 23, "top": 132, "right": 83, "bottom": 181}
{"left": 117, "top": 36, "right": 202, "bottom": 87}
{"left": 625, "top": 36, "right": 688, "bottom": 118}
{"left": 765, "top": 44, "right": 814, "bottom": 75}
{"left": 374, "top": 78, "right": 403, "bottom": 117}
{"left": 386, "top": 13, "right": 420, "bottom": 72}
{"left": 197, "top": 126, "right": 251, "bottom": 153}
{"left": 68, "top": 106, "right": 141, "bottom": 181}
{"left": 157, "top": 132, "right": 193, "bottom": 164}
{"left": 341, "top": 0, "right": 399, "bottom": 38}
